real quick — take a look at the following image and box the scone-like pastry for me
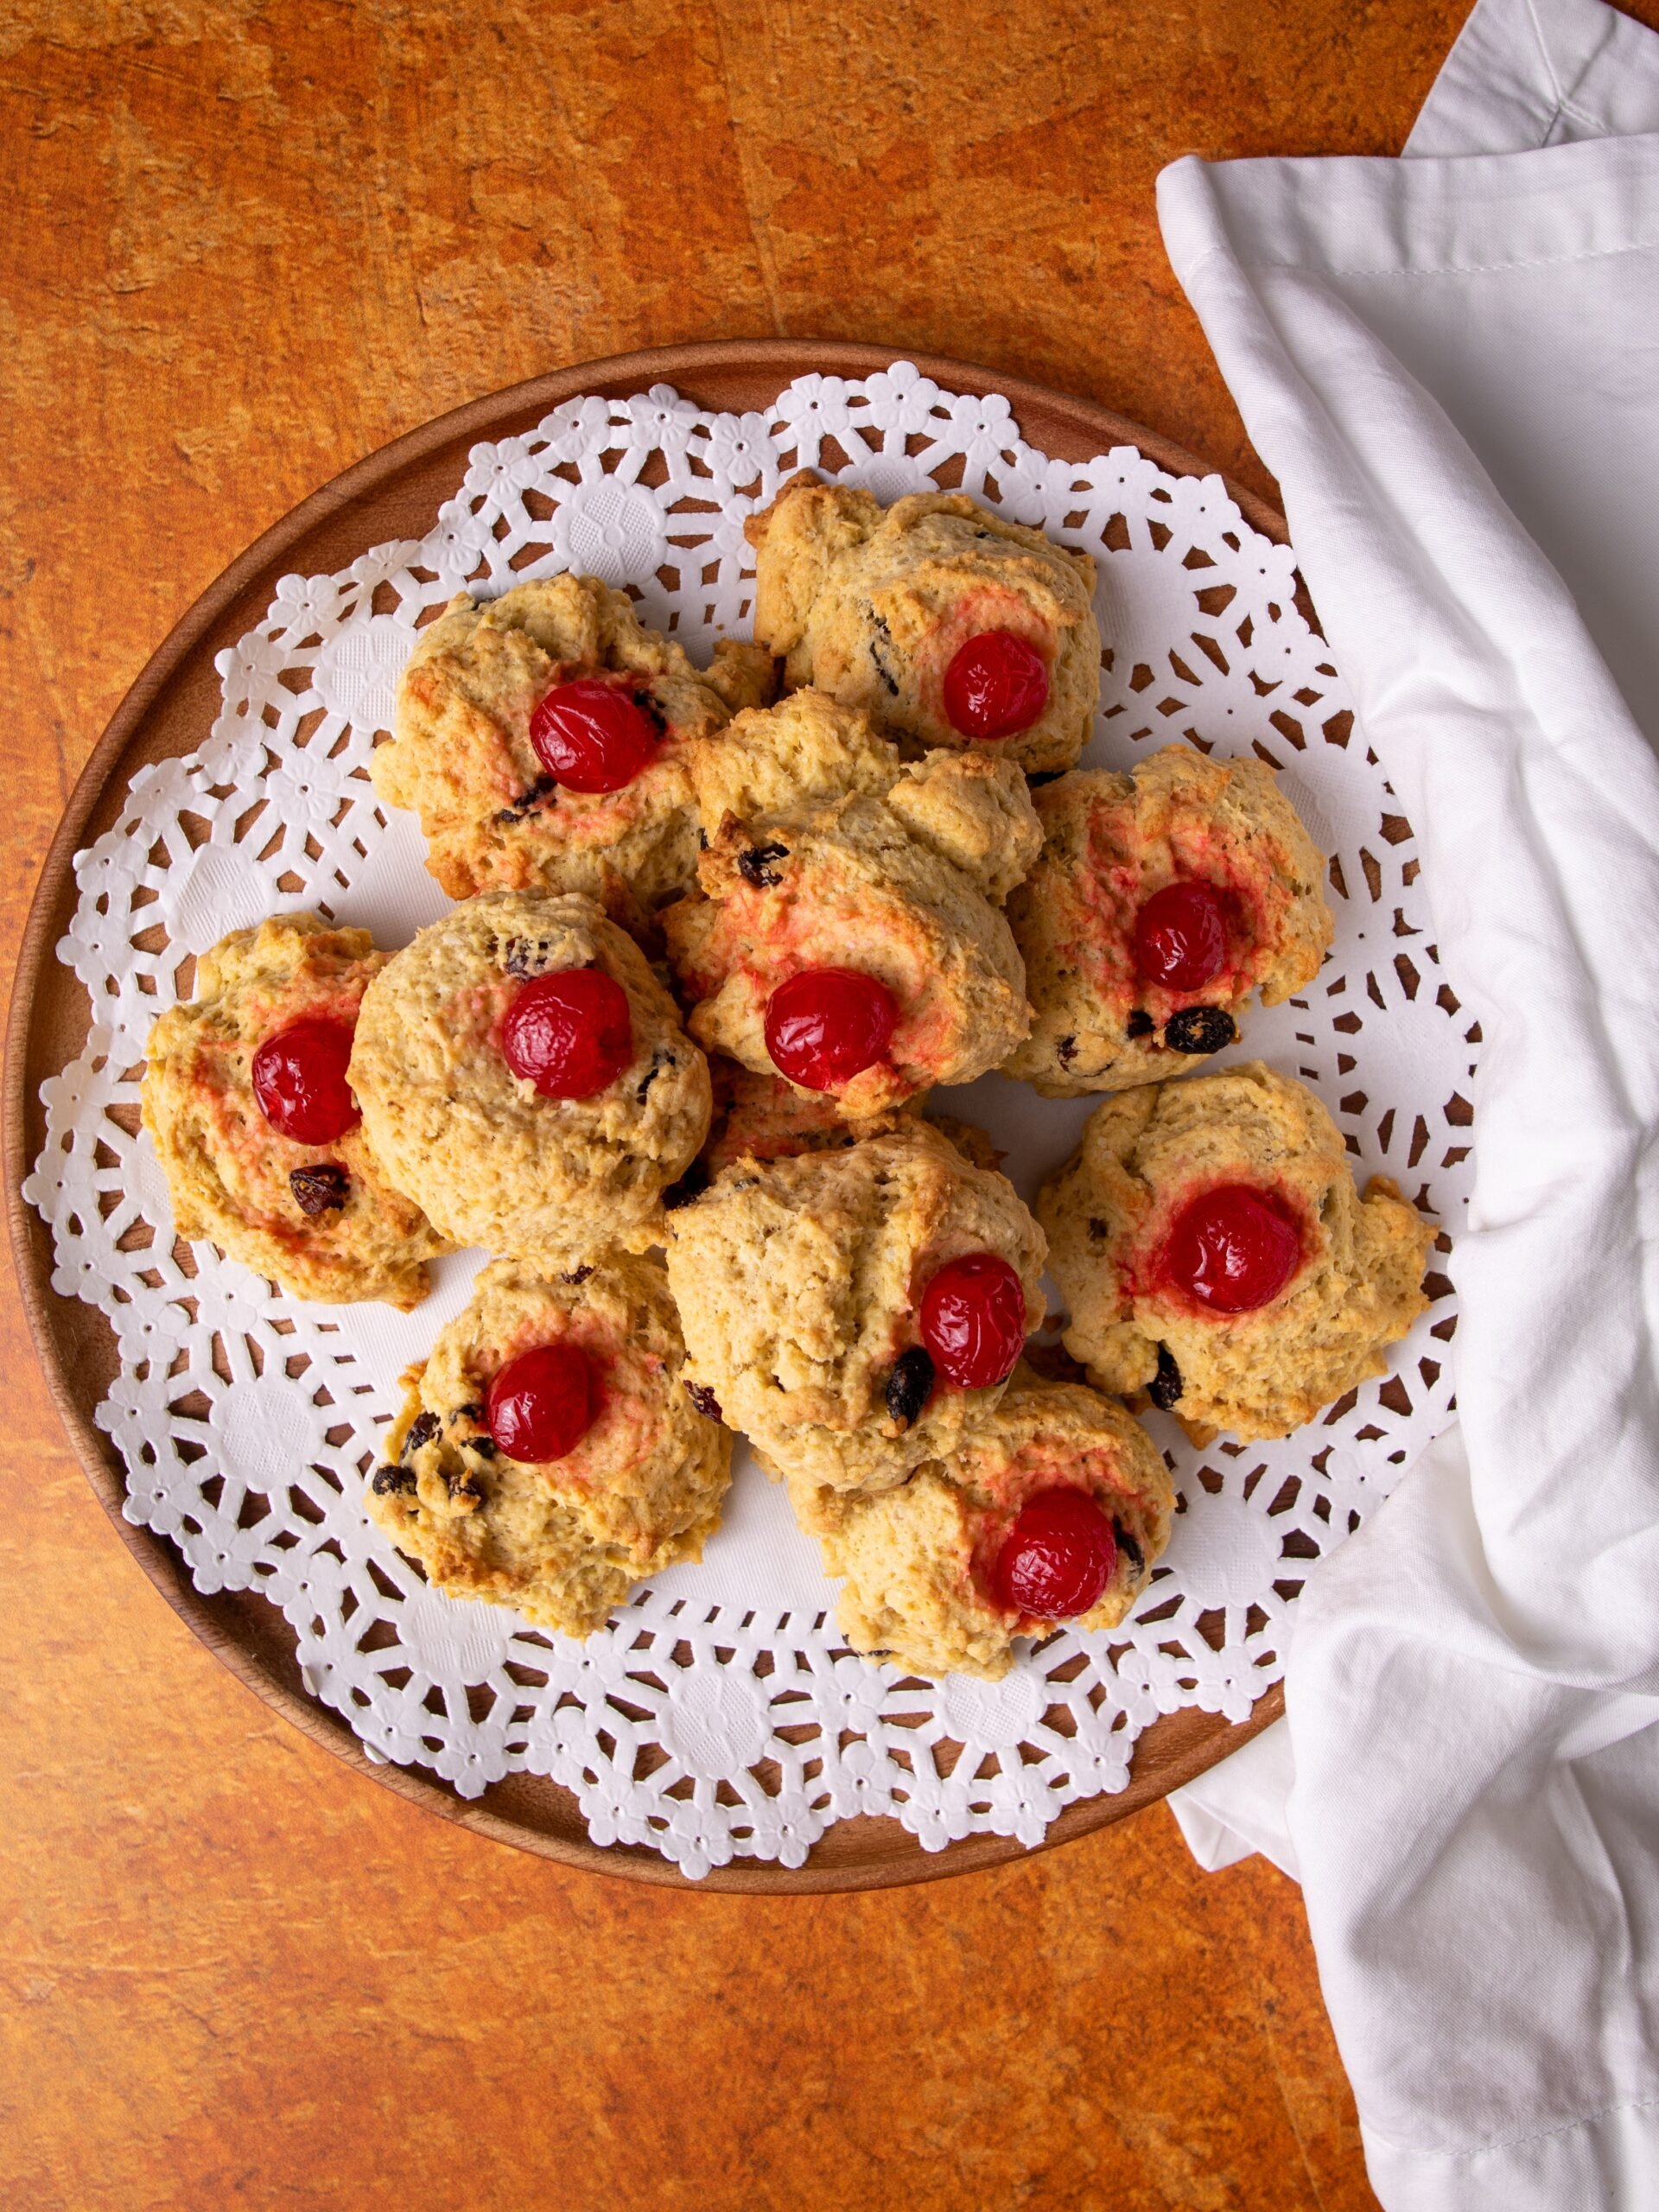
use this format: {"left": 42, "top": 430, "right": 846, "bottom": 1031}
{"left": 787, "top": 1366, "right": 1174, "bottom": 1681}
{"left": 687, "top": 688, "right": 1045, "bottom": 900}
{"left": 377, "top": 576, "right": 774, "bottom": 919}
{"left": 1039, "top": 1064, "right": 1436, "bottom": 1441}
{"left": 350, "top": 890, "right": 711, "bottom": 1265}
{"left": 666, "top": 694, "right": 1039, "bottom": 1118}
{"left": 366, "top": 1254, "right": 730, "bottom": 1636}
{"left": 142, "top": 912, "right": 447, "bottom": 1308}
{"left": 691, "top": 1066, "right": 997, "bottom": 1186}
{"left": 664, "top": 1122, "right": 1047, "bottom": 1494}
{"left": 695, "top": 1062, "right": 918, "bottom": 1180}
{"left": 686, "top": 682, "right": 902, "bottom": 828}
{"left": 746, "top": 478, "right": 1100, "bottom": 773}
{"left": 1004, "top": 744, "right": 1332, "bottom": 1096}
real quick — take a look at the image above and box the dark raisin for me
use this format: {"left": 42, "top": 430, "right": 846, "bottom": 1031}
{"left": 738, "top": 842, "right": 790, "bottom": 888}
{"left": 371, "top": 1464, "right": 416, "bottom": 1496}
{"left": 289, "top": 1164, "right": 349, "bottom": 1216}
{"left": 561, "top": 1265, "right": 594, "bottom": 1286}
{"left": 885, "top": 1345, "right": 936, "bottom": 1429}
{"left": 505, "top": 934, "right": 558, "bottom": 979}
{"left": 637, "top": 1050, "right": 674, "bottom": 1103}
{"left": 444, "top": 1469, "right": 486, "bottom": 1504}
{"left": 684, "top": 1380, "right": 722, "bottom": 1421}
{"left": 635, "top": 686, "right": 668, "bottom": 736}
{"left": 1125, "top": 1008, "right": 1155, "bottom": 1039}
{"left": 1056, "top": 1034, "right": 1077, "bottom": 1066}
{"left": 1088, "top": 1217, "right": 1110, "bottom": 1243}
{"left": 1164, "top": 1006, "right": 1236, "bottom": 1054}
{"left": 1147, "top": 1344, "right": 1184, "bottom": 1410}
{"left": 405, "top": 1410, "right": 440, "bottom": 1454}
{"left": 1027, "top": 770, "right": 1064, "bottom": 788}
{"left": 461, "top": 1433, "right": 497, "bottom": 1460}
{"left": 662, "top": 1160, "right": 710, "bottom": 1211}
{"left": 868, "top": 612, "right": 901, "bottom": 698}
{"left": 494, "top": 775, "right": 557, "bottom": 827}
{"left": 1114, "top": 1521, "right": 1145, "bottom": 1573}
{"left": 450, "top": 1402, "right": 482, "bottom": 1425}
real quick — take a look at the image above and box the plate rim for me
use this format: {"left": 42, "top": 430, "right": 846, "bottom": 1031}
{"left": 4, "top": 338, "right": 1287, "bottom": 1892}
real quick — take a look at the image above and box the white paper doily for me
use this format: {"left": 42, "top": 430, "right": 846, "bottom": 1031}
{"left": 27, "top": 365, "right": 1477, "bottom": 1878}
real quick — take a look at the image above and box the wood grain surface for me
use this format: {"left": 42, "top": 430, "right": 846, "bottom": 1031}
{"left": 10, "top": 0, "right": 1645, "bottom": 2202}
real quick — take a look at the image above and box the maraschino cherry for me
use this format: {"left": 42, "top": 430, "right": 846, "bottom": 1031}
{"left": 919, "top": 1252, "right": 1027, "bottom": 1388}
{"left": 251, "top": 1018, "right": 360, "bottom": 1145}
{"left": 765, "top": 969, "right": 897, "bottom": 1091}
{"left": 942, "top": 632, "right": 1049, "bottom": 740}
{"left": 530, "top": 677, "right": 658, "bottom": 794}
{"left": 992, "top": 1489, "right": 1118, "bottom": 1618}
{"left": 1134, "top": 880, "right": 1230, "bottom": 992}
{"left": 1162, "top": 1184, "right": 1301, "bottom": 1313}
{"left": 501, "top": 969, "right": 632, "bottom": 1098}
{"left": 486, "top": 1343, "right": 594, "bottom": 1462}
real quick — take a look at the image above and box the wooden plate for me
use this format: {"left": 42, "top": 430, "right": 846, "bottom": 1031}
{"left": 4, "top": 340, "right": 1285, "bottom": 1891}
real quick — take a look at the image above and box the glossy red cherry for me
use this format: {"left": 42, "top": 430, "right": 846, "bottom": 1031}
{"left": 765, "top": 969, "right": 897, "bottom": 1091}
{"left": 530, "top": 677, "right": 658, "bottom": 794}
{"left": 251, "top": 1018, "right": 360, "bottom": 1145}
{"left": 501, "top": 969, "right": 632, "bottom": 1098}
{"left": 486, "top": 1342, "right": 594, "bottom": 1462}
{"left": 919, "top": 1252, "right": 1027, "bottom": 1388}
{"left": 992, "top": 1488, "right": 1118, "bottom": 1618}
{"left": 942, "top": 631, "right": 1050, "bottom": 740}
{"left": 1162, "top": 1185, "right": 1302, "bottom": 1313}
{"left": 1134, "top": 880, "right": 1230, "bottom": 992}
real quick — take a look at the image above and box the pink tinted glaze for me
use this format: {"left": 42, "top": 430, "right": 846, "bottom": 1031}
{"left": 690, "top": 875, "right": 955, "bottom": 1097}
{"left": 963, "top": 1437, "right": 1135, "bottom": 1627}
{"left": 912, "top": 587, "right": 1052, "bottom": 735}
{"left": 1125, "top": 1177, "right": 1311, "bottom": 1319}
{"left": 194, "top": 969, "right": 377, "bottom": 1233}
{"left": 485, "top": 1317, "right": 672, "bottom": 1490}
{"left": 1050, "top": 792, "right": 1297, "bottom": 1025}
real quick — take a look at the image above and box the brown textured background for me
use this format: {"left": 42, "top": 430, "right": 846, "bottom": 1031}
{"left": 11, "top": 1, "right": 1646, "bottom": 2203}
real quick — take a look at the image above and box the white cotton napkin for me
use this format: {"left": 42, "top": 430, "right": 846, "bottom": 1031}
{"left": 1154, "top": 1, "right": 1659, "bottom": 2203}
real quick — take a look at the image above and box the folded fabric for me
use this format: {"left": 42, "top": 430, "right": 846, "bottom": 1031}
{"left": 1154, "top": 1, "right": 1659, "bottom": 2202}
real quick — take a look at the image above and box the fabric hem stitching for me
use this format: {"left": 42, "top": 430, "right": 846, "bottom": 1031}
{"left": 1363, "top": 2088, "right": 1659, "bottom": 2164}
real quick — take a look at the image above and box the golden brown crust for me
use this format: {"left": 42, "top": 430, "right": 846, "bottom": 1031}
{"left": 141, "top": 912, "right": 447, "bottom": 1308}
{"left": 698, "top": 1062, "right": 919, "bottom": 1177}
{"left": 665, "top": 694, "right": 1039, "bottom": 1119}
{"left": 1002, "top": 745, "right": 1334, "bottom": 1096}
{"left": 787, "top": 1365, "right": 1174, "bottom": 1680}
{"left": 349, "top": 890, "right": 710, "bottom": 1267}
{"left": 664, "top": 1122, "right": 1047, "bottom": 1494}
{"left": 685, "top": 687, "right": 900, "bottom": 831}
{"left": 374, "top": 576, "right": 775, "bottom": 920}
{"left": 366, "top": 1254, "right": 730, "bottom": 1636}
{"left": 1038, "top": 1063, "right": 1436, "bottom": 1440}
{"left": 746, "top": 478, "right": 1100, "bottom": 774}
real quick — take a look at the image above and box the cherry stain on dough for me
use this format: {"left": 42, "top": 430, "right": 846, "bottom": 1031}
{"left": 251, "top": 1018, "right": 361, "bottom": 1145}
{"left": 1160, "top": 1184, "right": 1302, "bottom": 1313}
{"left": 992, "top": 1488, "right": 1118, "bottom": 1618}
{"left": 765, "top": 968, "right": 897, "bottom": 1091}
{"left": 501, "top": 969, "right": 632, "bottom": 1099}
{"left": 530, "top": 677, "right": 658, "bottom": 794}
{"left": 486, "top": 1342, "right": 594, "bottom": 1462}
{"left": 942, "top": 631, "right": 1049, "bottom": 740}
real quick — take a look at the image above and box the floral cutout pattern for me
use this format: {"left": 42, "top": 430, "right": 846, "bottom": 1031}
{"left": 27, "top": 366, "right": 1476, "bottom": 1878}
